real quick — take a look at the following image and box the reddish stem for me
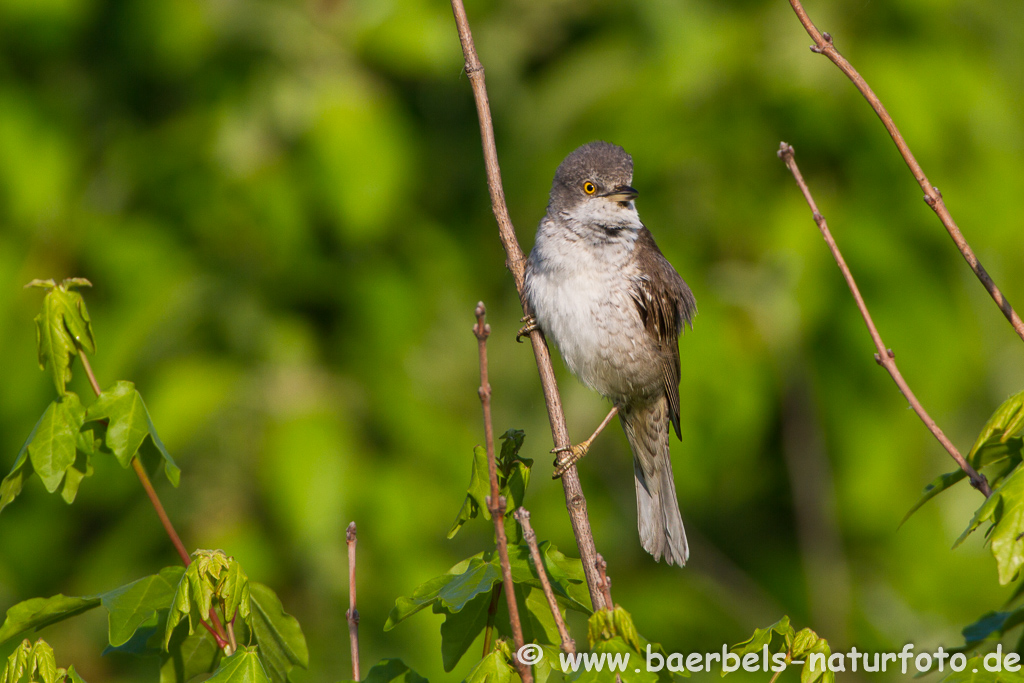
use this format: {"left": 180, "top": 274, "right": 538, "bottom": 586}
{"left": 78, "top": 351, "right": 232, "bottom": 647}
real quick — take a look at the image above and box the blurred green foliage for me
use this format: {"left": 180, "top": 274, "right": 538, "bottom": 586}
{"left": 1, "top": 0, "right": 1024, "bottom": 681}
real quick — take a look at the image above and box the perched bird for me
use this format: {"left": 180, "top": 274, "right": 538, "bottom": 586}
{"left": 523, "top": 141, "right": 697, "bottom": 566}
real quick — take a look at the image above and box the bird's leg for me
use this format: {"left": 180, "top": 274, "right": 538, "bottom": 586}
{"left": 516, "top": 315, "right": 539, "bottom": 343}
{"left": 551, "top": 406, "right": 620, "bottom": 478}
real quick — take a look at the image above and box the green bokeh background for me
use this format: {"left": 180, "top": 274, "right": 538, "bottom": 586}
{"left": 1, "top": 0, "right": 1023, "bottom": 680}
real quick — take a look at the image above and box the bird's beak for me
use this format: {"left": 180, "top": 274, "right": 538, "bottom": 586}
{"left": 601, "top": 185, "right": 639, "bottom": 201}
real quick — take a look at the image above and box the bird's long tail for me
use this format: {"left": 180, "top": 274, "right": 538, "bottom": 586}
{"left": 620, "top": 397, "right": 689, "bottom": 566}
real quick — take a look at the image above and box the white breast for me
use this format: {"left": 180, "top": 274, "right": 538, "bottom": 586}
{"left": 525, "top": 216, "right": 663, "bottom": 401}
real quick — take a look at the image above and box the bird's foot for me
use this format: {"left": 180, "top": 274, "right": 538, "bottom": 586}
{"left": 516, "top": 316, "right": 539, "bottom": 343}
{"left": 551, "top": 440, "right": 592, "bottom": 478}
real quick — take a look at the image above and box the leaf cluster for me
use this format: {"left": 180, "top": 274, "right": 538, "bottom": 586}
{"left": 2, "top": 280, "right": 180, "bottom": 513}
{"left": 164, "top": 550, "right": 251, "bottom": 650}
{"left": 729, "top": 616, "right": 833, "bottom": 683}
{"left": 382, "top": 428, "right": 687, "bottom": 683}
{"left": 449, "top": 430, "right": 532, "bottom": 543}
{"left": 1, "top": 639, "right": 85, "bottom": 683}
{"left": 0, "top": 556, "right": 307, "bottom": 683}
{"left": 905, "top": 390, "right": 1024, "bottom": 584}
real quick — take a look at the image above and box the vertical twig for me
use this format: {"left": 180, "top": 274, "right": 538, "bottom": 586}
{"left": 777, "top": 143, "right": 990, "bottom": 497}
{"left": 514, "top": 508, "right": 575, "bottom": 654}
{"left": 77, "top": 352, "right": 232, "bottom": 648}
{"left": 595, "top": 555, "right": 613, "bottom": 610}
{"left": 449, "top": 0, "right": 607, "bottom": 612}
{"left": 226, "top": 620, "right": 237, "bottom": 654}
{"left": 346, "top": 522, "right": 360, "bottom": 681}
{"left": 474, "top": 303, "right": 533, "bottom": 683}
{"left": 786, "top": 0, "right": 1024, "bottom": 344}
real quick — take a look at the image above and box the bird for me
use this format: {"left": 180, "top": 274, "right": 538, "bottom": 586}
{"left": 522, "top": 141, "right": 697, "bottom": 566}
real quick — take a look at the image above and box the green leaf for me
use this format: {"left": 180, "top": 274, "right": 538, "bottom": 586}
{"left": 440, "top": 588, "right": 494, "bottom": 672}
{"left": 441, "top": 583, "right": 564, "bottom": 673}
{"left": 401, "top": 555, "right": 502, "bottom": 670}
{"left": 220, "top": 560, "right": 251, "bottom": 626}
{"left": 164, "top": 550, "right": 250, "bottom": 650}
{"left": 503, "top": 543, "right": 590, "bottom": 614}
{"left": 449, "top": 446, "right": 492, "bottom": 538}
{"left": 957, "top": 466, "right": 1024, "bottom": 583}
{"left": 464, "top": 650, "right": 515, "bottom": 683}
{"left": 59, "top": 448, "right": 93, "bottom": 506}
{"left": 519, "top": 585, "right": 561, "bottom": 647}
{"left": 65, "top": 665, "right": 87, "bottom": 683}
{"left": 385, "top": 571, "right": 464, "bottom": 631}
{"left": 1, "top": 439, "right": 35, "bottom": 515}
{"left": 970, "top": 391, "right": 1024, "bottom": 463}
{"left": 533, "top": 644, "right": 565, "bottom": 683}
{"left": 449, "top": 431, "right": 532, "bottom": 540}
{"left": 792, "top": 630, "right": 832, "bottom": 683}
{"left": 2, "top": 406, "right": 52, "bottom": 512}
{"left": 206, "top": 648, "right": 270, "bottom": 683}
{"left": 84, "top": 380, "right": 180, "bottom": 486}
{"left": 350, "top": 658, "right": 430, "bottom": 683}
{"left": 503, "top": 461, "right": 530, "bottom": 543}
{"left": 28, "top": 279, "right": 95, "bottom": 396}
{"left": 961, "top": 610, "right": 1024, "bottom": 648}
{"left": 29, "top": 640, "right": 58, "bottom": 683}
{"left": 3, "top": 639, "right": 30, "bottom": 682}
{"left": 248, "top": 582, "right": 309, "bottom": 683}
{"left": 27, "top": 395, "right": 85, "bottom": 494}
{"left": 0, "top": 596, "right": 101, "bottom": 646}
{"left": 385, "top": 553, "right": 502, "bottom": 632}
{"left": 143, "top": 404, "right": 181, "bottom": 487}
{"left": 904, "top": 391, "right": 1024, "bottom": 522}
{"left": 901, "top": 470, "right": 968, "bottom": 526}
{"left": 160, "top": 628, "right": 220, "bottom": 683}
{"left": 438, "top": 558, "right": 502, "bottom": 613}
{"left": 498, "top": 430, "right": 530, "bottom": 473}
{"left": 101, "top": 567, "right": 185, "bottom": 647}
{"left": 587, "top": 607, "right": 641, "bottom": 653}
{"left": 102, "top": 625, "right": 160, "bottom": 657}
{"left": 730, "top": 616, "right": 794, "bottom": 657}
{"left": 1, "top": 638, "right": 71, "bottom": 683}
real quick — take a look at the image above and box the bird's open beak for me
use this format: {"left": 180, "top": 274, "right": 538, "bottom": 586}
{"left": 601, "top": 185, "right": 639, "bottom": 201}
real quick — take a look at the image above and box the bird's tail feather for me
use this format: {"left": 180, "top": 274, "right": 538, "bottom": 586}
{"left": 621, "top": 398, "right": 688, "bottom": 566}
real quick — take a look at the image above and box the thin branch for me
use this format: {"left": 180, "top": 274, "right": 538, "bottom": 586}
{"left": 226, "top": 620, "right": 237, "bottom": 655}
{"left": 346, "top": 522, "right": 360, "bottom": 681}
{"left": 786, "top": 0, "right": 1024, "bottom": 344}
{"left": 595, "top": 555, "right": 613, "bottom": 610}
{"left": 79, "top": 354, "right": 194, "bottom": 562}
{"left": 474, "top": 304, "right": 533, "bottom": 683}
{"left": 777, "top": 143, "right": 991, "bottom": 497}
{"left": 449, "top": 0, "right": 607, "bottom": 612}
{"left": 77, "top": 352, "right": 232, "bottom": 649}
{"left": 514, "top": 507, "right": 575, "bottom": 654}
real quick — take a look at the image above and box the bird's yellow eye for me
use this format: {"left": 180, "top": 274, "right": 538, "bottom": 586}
{"left": 583, "top": 181, "right": 596, "bottom": 195}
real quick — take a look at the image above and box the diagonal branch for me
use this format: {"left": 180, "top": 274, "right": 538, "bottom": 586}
{"left": 514, "top": 507, "right": 575, "bottom": 654}
{"left": 778, "top": 143, "right": 990, "bottom": 497}
{"left": 786, "top": 0, "right": 1024, "bottom": 344}
{"left": 474, "top": 304, "right": 532, "bottom": 683}
{"left": 449, "top": 0, "right": 607, "bottom": 611}
{"left": 77, "top": 352, "right": 233, "bottom": 649}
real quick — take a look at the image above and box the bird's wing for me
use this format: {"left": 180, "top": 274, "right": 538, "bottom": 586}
{"left": 628, "top": 227, "right": 697, "bottom": 438}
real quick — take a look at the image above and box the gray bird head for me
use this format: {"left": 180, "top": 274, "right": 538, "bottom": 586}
{"left": 547, "top": 141, "right": 639, "bottom": 217}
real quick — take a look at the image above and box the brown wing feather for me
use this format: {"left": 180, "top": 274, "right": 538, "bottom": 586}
{"left": 628, "top": 227, "right": 696, "bottom": 439}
